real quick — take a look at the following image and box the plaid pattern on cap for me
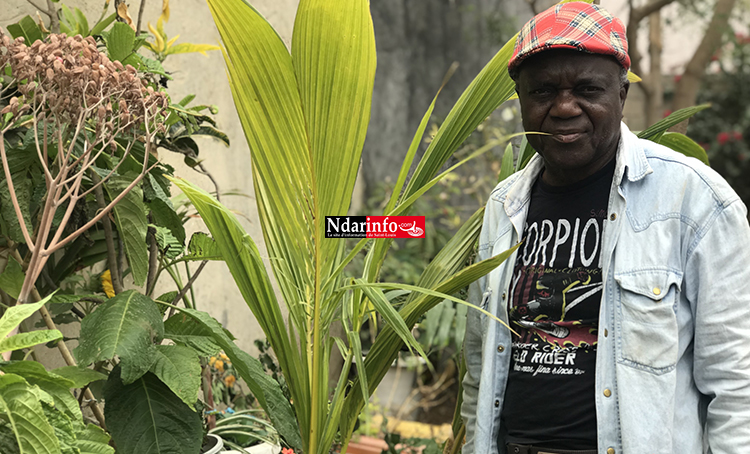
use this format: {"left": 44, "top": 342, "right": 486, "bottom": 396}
{"left": 509, "top": 2, "right": 630, "bottom": 72}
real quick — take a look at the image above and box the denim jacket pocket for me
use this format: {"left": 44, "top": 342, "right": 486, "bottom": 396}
{"left": 614, "top": 270, "right": 682, "bottom": 374}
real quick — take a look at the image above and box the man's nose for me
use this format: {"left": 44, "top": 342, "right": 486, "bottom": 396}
{"left": 550, "top": 90, "right": 582, "bottom": 119}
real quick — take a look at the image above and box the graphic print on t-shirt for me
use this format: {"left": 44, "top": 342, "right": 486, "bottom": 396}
{"left": 510, "top": 216, "right": 603, "bottom": 353}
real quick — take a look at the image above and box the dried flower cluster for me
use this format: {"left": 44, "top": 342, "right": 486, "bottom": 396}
{"left": 0, "top": 32, "right": 168, "bottom": 132}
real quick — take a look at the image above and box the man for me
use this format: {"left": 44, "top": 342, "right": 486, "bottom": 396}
{"left": 461, "top": 3, "right": 750, "bottom": 454}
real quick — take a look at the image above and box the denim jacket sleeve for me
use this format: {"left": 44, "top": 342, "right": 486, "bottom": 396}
{"left": 461, "top": 221, "right": 491, "bottom": 454}
{"left": 684, "top": 198, "right": 750, "bottom": 452}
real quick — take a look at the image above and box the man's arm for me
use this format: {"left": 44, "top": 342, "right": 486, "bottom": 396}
{"left": 685, "top": 200, "right": 750, "bottom": 453}
{"left": 461, "top": 235, "right": 491, "bottom": 454}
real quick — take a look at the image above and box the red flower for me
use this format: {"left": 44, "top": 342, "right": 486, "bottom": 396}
{"left": 663, "top": 109, "right": 673, "bottom": 118}
{"left": 282, "top": 448, "right": 295, "bottom": 454}
{"left": 717, "top": 132, "right": 730, "bottom": 145}
{"left": 674, "top": 75, "right": 682, "bottom": 83}
{"left": 732, "top": 131, "right": 743, "bottom": 141}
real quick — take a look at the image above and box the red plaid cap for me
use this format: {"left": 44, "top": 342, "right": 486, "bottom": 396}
{"left": 508, "top": 2, "right": 630, "bottom": 73}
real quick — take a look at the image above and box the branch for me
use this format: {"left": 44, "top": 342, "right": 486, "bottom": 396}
{"left": 26, "top": 0, "right": 53, "bottom": 17}
{"left": 672, "top": 0, "right": 737, "bottom": 111}
{"left": 145, "top": 224, "right": 159, "bottom": 296}
{"left": 91, "top": 172, "right": 123, "bottom": 295}
{"left": 46, "top": 161, "right": 158, "bottom": 255}
{"left": 170, "top": 260, "right": 207, "bottom": 306}
{"left": 136, "top": 0, "right": 148, "bottom": 35}
{"left": 631, "top": 0, "right": 675, "bottom": 22}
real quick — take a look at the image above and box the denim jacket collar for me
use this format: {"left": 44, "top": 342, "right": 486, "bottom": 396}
{"left": 503, "top": 122, "right": 652, "bottom": 216}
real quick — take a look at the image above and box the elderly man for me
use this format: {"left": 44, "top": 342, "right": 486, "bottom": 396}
{"left": 461, "top": 2, "right": 750, "bottom": 454}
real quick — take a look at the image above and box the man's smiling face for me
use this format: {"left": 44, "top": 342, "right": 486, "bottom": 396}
{"left": 516, "top": 49, "right": 628, "bottom": 186}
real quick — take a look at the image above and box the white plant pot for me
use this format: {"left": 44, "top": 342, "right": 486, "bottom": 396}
{"left": 202, "top": 434, "right": 224, "bottom": 454}
{"left": 224, "top": 443, "right": 281, "bottom": 454}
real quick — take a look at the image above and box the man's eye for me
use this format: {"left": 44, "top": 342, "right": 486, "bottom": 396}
{"left": 580, "top": 86, "right": 603, "bottom": 93}
{"left": 530, "top": 88, "right": 553, "bottom": 95}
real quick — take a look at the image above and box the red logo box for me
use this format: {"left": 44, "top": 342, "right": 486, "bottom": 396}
{"left": 365, "top": 216, "right": 425, "bottom": 238}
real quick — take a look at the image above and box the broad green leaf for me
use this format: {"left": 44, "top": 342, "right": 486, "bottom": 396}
{"left": 145, "top": 174, "right": 185, "bottom": 245}
{"left": 103, "top": 368, "right": 202, "bottom": 454}
{"left": 182, "top": 232, "right": 222, "bottom": 262}
{"left": 0, "top": 330, "right": 62, "bottom": 354}
{"left": 152, "top": 225, "right": 183, "bottom": 259}
{"left": 637, "top": 104, "right": 710, "bottom": 141}
{"left": 42, "top": 401, "right": 78, "bottom": 454}
{"left": 0, "top": 374, "right": 60, "bottom": 454}
{"left": 59, "top": 5, "right": 77, "bottom": 36}
{"left": 0, "top": 171, "right": 33, "bottom": 244}
{"left": 193, "top": 126, "right": 230, "bottom": 147}
{"left": 74, "top": 424, "right": 114, "bottom": 454}
{"left": 656, "top": 132, "right": 710, "bottom": 166}
{"left": 0, "top": 361, "right": 80, "bottom": 421}
{"left": 149, "top": 345, "right": 201, "bottom": 408}
{"left": 106, "top": 22, "right": 136, "bottom": 63}
{"left": 105, "top": 177, "right": 149, "bottom": 286}
{"left": 0, "top": 422, "right": 19, "bottom": 453}
{"left": 168, "top": 308, "right": 302, "bottom": 451}
{"left": 90, "top": 13, "right": 117, "bottom": 37}
{"left": 49, "top": 367, "right": 107, "bottom": 389}
{"left": 0, "top": 297, "right": 52, "bottom": 339}
{"left": 72, "top": 7, "right": 89, "bottom": 36}
{"left": 0, "top": 256, "right": 23, "bottom": 300}
{"left": 165, "top": 42, "right": 220, "bottom": 56}
{"left": 6, "top": 16, "right": 43, "bottom": 45}
{"left": 163, "top": 313, "right": 221, "bottom": 356}
{"left": 74, "top": 290, "right": 163, "bottom": 384}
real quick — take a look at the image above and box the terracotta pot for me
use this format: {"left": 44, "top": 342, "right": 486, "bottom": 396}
{"left": 346, "top": 435, "right": 388, "bottom": 454}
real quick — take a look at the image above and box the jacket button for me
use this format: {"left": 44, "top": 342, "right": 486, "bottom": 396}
{"left": 607, "top": 449, "right": 615, "bottom": 454}
{"left": 604, "top": 329, "right": 609, "bottom": 337}
{"left": 609, "top": 213, "right": 617, "bottom": 221}
{"left": 497, "top": 345, "right": 505, "bottom": 353}
{"left": 494, "top": 400, "right": 500, "bottom": 407}
{"left": 653, "top": 287, "right": 661, "bottom": 296}
{"left": 604, "top": 389, "right": 612, "bottom": 397}
{"left": 502, "top": 292, "right": 507, "bottom": 300}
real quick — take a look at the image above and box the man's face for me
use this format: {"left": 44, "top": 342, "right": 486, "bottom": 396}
{"left": 516, "top": 50, "right": 628, "bottom": 186}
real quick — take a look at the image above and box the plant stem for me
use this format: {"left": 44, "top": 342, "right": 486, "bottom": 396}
{"left": 136, "top": 0, "right": 147, "bottom": 34}
{"left": 146, "top": 225, "right": 159, "bottom": 296}
{"left": 91, "top": 172, "right": 123, "bottom": 295}
{"left": 170, "top": 260, "right": 207, "bottom": 308}
{"left": 12, "top": 249, "right": 107, "bottom": 429}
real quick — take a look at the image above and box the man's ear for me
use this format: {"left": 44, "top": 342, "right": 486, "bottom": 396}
{"left": 620, "top": 82, "right": 629, "bottom": 108}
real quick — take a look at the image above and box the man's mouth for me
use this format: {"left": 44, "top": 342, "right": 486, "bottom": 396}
{"left": 550, "top": 131, "right": 584, "bottom": 143}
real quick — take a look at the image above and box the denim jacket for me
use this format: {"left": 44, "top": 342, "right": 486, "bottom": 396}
{"left": 461, "top": 123, "right": 750, "bottom": 454}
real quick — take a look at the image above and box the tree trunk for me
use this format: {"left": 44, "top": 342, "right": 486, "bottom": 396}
{"left": 646, "top": 11, "right": 663, "bottom": 126}
{"left": 672, "top": 0, "right": 737, "bottom": 110}
{"left": 361, "top": 0, "right": 530, "bottom": 197}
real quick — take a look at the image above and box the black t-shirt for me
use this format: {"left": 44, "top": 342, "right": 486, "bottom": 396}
{"left": 501, "top": 158, "right": 615, "bottom": 450}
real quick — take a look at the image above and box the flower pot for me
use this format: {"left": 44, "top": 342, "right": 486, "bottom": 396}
{"left": 201, "top": 434, "right": 224, "bottom": 454}
{"left": 346, "top": 435, "right": 388, "bottom": 454}
{"left": 224, "top": 443, "right": 281, "bottom": 454}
